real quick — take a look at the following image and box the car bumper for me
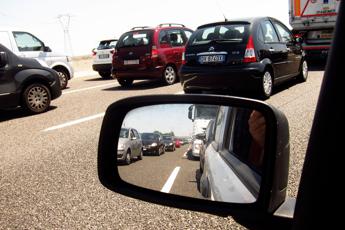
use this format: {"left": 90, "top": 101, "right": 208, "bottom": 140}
{"left": 180, "top": 63, "right": 265, "bottom": 93}
{"left": 165, "top": 145, "right": 174, "bottom": 151}
{"left": 142, "top": 146, "right": 160, "bottom": 155}
{"left": 92, "top": 63, "right": 112, "bottom": 72}
{"left": 113, "top": 66, "right": 164, "bottom": 80}
{"left": 50, "top": 75, "right": 62, "bottom": 100}
{"left": 117, "top": 150, "right": 126, "bottom": 161}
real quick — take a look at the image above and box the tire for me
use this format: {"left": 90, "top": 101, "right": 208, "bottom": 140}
{"left": 118, "top": 79, "right": 133, "bottom": 87}
{"left": 125, "top": 150, "right": 131, "bottom": 165}
{"left": 163, "top": 65, "right": 177, "bottom": 85}
{"left": 137, "top": 149, "right": 143, "bottom": 160}
{"left": 22, "top": 84, "right": 51, "bottom": 114}
{"left": 297, "top": 60, "right": 308, "bottom": 82}
{"left": 99, "top": 71, "right": 112, "bottom": 79}
{"left": 55, "top": 68, "right": 69, "bottom": 89}
{"left": 259, "top": 70, "right": 273, "bottom": 99}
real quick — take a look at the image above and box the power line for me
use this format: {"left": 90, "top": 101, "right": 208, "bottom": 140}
{"left": 57, "top": 14, "right": 73, "bottom": 56}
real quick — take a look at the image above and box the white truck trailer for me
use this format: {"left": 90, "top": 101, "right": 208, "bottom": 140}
{"left": 289, "top": 0, "right": 341, "bottom": 59}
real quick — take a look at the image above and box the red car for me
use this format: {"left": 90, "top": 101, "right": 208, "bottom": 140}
{"left": 112, "top": 24, "right": 193, "bottom": 87}
{"left": 174, "top": 139, "right": 181, "bottom": 148}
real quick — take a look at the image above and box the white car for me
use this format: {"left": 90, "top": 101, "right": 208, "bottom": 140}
{"left": 92, "top": 39, "right": 118, "bottom": 79}
{"left": 0, "top": 28, "right": 74, "bottom": 89}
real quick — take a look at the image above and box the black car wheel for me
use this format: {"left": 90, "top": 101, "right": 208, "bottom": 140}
{"left": 260, "top": 70, "right": 273, "bottom": 99}
{"left": 22, "top": 84, "right": 51, "bottom": 114}
{"left": 125, "top": 150, "right": 131, "bottom": 165}
{"left": 297, "top": 60, "right": 308, "bottom": 82}
{"left": 55, "top": 68, "right": 69, "bottom": 89}
{"left": 163, "top": 65, "right": 177, "bottom": 85}
{"left": 99, "top": 71, "right": 112, "bottom": 79}
{"left": 118, "top": 79, "right": 134, "bottom": 87}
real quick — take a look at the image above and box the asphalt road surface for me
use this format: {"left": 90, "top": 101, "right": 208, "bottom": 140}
{"left": 0, "top": 65, "right": 325, "bottom": 229}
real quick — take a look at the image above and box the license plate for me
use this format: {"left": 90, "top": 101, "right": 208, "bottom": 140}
{"left": 99, "top": 54, "right": 109, "bottom": 59}
{"left": 199, "top": 55, "right": 225, "bottom": 64}
{"left": 124, "top": 59, "right": 139, "bottom": 65}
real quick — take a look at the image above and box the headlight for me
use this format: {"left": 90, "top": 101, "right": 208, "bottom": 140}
{"left": 151, "top": 143, "right": 158, "bottom": 147}
{"left": 169, "top": 143, "right": 173, "bottom": 146}
{"left": 118, "top": 144, "right": 125, "bottom": 150}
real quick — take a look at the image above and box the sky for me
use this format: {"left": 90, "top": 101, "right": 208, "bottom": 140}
{"left": 0, "top": 0, "right": 290, "bottom": 56}
{"left": 123, "top": 104, "right": 193, "bottom": 137}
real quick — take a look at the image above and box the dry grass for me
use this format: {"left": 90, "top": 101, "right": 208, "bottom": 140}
{"left": 70, "top": 55, "right": 93, "bottom": 72}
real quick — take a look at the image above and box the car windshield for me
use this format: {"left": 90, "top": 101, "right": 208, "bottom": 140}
{"left": 189, "top": 24, "right": 249, "bottom": 45}
{"left": 119, "top": 128, "right": 129, "bottom": 138}
{"left": 163, "top": 136, "right": 173, "bottom": 140}
{"left": 117, "top": 30, "right": 152, "bottom": 48}
{"left": 141, "top": 133, "right": 157, "bottom": 140}
{"left": 97, "top": 40, "right": 117, "bottom": 50}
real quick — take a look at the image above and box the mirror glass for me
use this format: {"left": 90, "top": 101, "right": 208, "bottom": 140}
{"left": 117, "top": 104, "right": 266, "bottom": 204}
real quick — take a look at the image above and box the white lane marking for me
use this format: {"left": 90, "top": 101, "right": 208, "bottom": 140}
{"left": 62, "top": 83, "right": 116, "bottom": 95}
{"left": 182, "top": 152, "right": 188, "bottom": 158}
{"left": 161, "top": 166, "right": 181, "bottom": 193}
{"left": 43, "top": 112, "right": 105, "bottom": 132}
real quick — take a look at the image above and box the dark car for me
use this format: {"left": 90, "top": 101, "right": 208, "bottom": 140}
{"left": 162, "top": 135, "right": 175, "bottom": 151}
{"left": 0, "top": 44, "right": 61, "bottom": 114}
{"left": 117, "top": 128, "right": 143, "bottom": 165}
{"left": 112, "top": 24, "right": 193, "bottom": 87}
{"left": 141, "top": 132, "right": 165, "bottom": 156}
{"left": 180, "top": 17, "right": 308, "bottom": 98}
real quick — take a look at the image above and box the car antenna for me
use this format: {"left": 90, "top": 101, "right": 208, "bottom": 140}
{"left": 215, "top": 0, "right": 228, "bottom": 21}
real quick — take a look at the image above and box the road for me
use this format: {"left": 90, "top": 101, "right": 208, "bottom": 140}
{"left": 0, "top": 66, "right": 324, "bottom": 229}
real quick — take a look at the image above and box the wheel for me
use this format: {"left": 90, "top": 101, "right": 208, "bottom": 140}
{"left": 297, "top": 60, "right": 308, "bottom": 82}
{"left": 259, "top": 70, "right": 273, "bottom": 99}
{"left": 22, "top": 84, "right": 51, "bottom": 114}
{"left": 99, "top": 71, "right": 112, "bottom": 79}
{"left": 55, "top": 68, "right": 69, "bottom": 89}
{"left": 137, "top": 149, "right": 143, "bottom": 160}
{"left": 125, "top": 150, "right": 131, "bottom": 165}
{"left": 163, "top": 65, "right": 177, "bottom": 85}
{"left": 117, "top": 79, "right": 133, "bottom": 87}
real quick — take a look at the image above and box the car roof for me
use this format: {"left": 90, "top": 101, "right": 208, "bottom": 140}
{"left": 196, "top": 17, "right": 270, "bottom": 29}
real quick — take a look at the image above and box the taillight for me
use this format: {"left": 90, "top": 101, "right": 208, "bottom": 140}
{"left": 243, "top": 35, "right": 257, "bottom": 63}
{"left": 92, "top": 49, "right": 97, "bottom": 56}
{"left": 151, "top": 46, "right": 158, "bottom": 59}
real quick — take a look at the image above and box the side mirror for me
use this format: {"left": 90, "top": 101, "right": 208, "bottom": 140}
{"left": 44, "top": 46, "right": 52, "bottom": 52}
{"left": 98, "top": 95, "right": 291, "bottom": 224}
{"left": 294, "top": 37, "right": 303, "bottom": 44}
{"left": 195, "top": 132, "right": 206, "bottom": 141}
{"left": 0, "top": 52, "right": 8, "bottom": 68}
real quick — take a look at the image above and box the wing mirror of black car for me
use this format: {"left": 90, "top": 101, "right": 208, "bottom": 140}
{"left": 0, "top": 51, "right": 8, "bottom": 68}
{"left": 98, "top": 95, "right": 292, "bottom": 226}
{"left": 44, "top": 46, "right": 52, "bottom": 52}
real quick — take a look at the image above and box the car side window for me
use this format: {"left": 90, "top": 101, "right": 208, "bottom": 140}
{"left": 12, "top": 31, "right": 44, "bottom": 51}
{"left": 134, "top": 130, "right": 140, "bottom": 139}
{"left": 214, "top": 106, "right": 227, "bottom": 145}
{"left": 168, "top": 30, "right": 185, "bottom": 47}
{"left": 260, "top": 21, "right": 279, "bottom": 43}
{"left": 183, "top": 30, "right": 193, "bottom": 40}
{"left": 130, "top": 130, "right": 135, "bottom": 139}
{"left": 159, "top": 30, "right": 171, "bottom": 47}
{"left": 274, "top": 22, "right": 293, "bottom": 43}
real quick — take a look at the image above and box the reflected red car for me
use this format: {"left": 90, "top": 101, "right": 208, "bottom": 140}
{"left": 175, "top": 139, "right": 181, "bottom": 148}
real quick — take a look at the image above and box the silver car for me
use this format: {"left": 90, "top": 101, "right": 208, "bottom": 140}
{"left": 117, "top": 128, "right": 143, "bottom": 165}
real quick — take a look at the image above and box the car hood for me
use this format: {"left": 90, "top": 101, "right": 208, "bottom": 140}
{"left": 118, "top": 138, "right": 128, "bottom": 146}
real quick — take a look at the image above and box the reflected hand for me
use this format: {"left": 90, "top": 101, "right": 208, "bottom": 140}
{"left": 248, "top": 110, "right": 266, "bottom": 148}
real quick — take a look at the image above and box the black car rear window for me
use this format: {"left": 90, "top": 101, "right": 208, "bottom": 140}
{"left": 189, "top": 24, "right": 249, "bottom": 46}
{"left": 97, "top": 40, "right": 117, "bottom": 50}
{"left": 163, "top": 136, "right": 173, "bottom": 140}
{"left": 117, "top": 30, "right": 153, "bottom": 48}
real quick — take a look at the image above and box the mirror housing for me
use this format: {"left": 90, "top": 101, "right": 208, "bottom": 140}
{"left": 0, "top": 52, "right": 8, "bottom": 68}
{"left": 98, "top": 94, "right": 290, "bottom": 220}
{"left": 44, "top": 46, "right": 52, "bottom": 52}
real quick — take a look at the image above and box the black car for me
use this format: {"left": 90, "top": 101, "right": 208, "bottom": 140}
{"left": 162, "top": 135, "right": 175, "bottom": 151}
{"left": 0, "top": 44, "right": 61, "bottom": 113}
{"left": 180, "top": 17, "right": 308, "bottom": 98}
{"left": 141, "top": 132, "right": 165, "bottom": 156}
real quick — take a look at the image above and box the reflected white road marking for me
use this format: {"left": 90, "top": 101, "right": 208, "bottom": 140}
{"left": 43, "top": 112, "right": 105, "bottom": 132}
{"left": 62, "top": 83, "right": 116, "bottom": 95}
{"left": 182, "top": 152, "right": 188, "bottom": 158}
{"left": 161, "top": 166, "right": 181, "bottom": 193}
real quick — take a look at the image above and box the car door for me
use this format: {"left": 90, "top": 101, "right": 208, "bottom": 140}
{"left": 0, "top": 46, "right": 18, "bottom": 108}
{"left": 272, "top": 20, "right": 302, "bottom": 77}
{"left": 158, "top": 29, "right": 174, "bottom": 64}
{"left": 133, "top": 129, "right": 142, "bottom": 155}
{"left": 129, "top": 129, "right": 138, "bottom": 156}
{"left": 167, "top": 29, "right": 186, "bottom": 68}
{"left": 260, "top": 20, "right": 288, "bottom": 79}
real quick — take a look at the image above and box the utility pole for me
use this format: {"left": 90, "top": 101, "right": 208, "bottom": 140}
{"left": 57, "top": 14, "right": 73, "bottom": 56}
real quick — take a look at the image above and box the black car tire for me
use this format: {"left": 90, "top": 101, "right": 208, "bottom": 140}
{"left": 163, "top": 65, "right": 177, "bottom": 85}
{"left": 22, "top": 84, "right": 51, "bottom": 114}
{"left": 125, "top": 150, "right": 131, "bottom": 165}
{"left": 55, "top": 68, "right": 69, "bottom": 89}
{"left": 259, "top": 70, "right": 273, "bottom": 99}
{"left": 137, "top": 149, "right": 143, "bottom": 160}
{"left": 297, "top": 60, "right": 308, "bottom": 82}
{"left": 118, "top": 79, "right": 134, "bottom": 87}
{"left": 99, "top": 71, "right": 112, "bottom": 79}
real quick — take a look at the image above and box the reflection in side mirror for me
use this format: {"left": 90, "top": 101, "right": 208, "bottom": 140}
{"left": 117, "top": 104, "right": 267, "bottom": 204}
